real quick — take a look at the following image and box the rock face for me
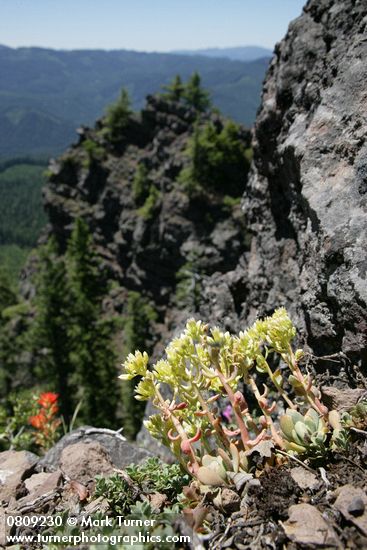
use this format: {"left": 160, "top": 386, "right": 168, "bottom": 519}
{"left": 201, "top": 0, "right": 367, "bottom": 370}
{"left": 39, "top": 94, "right": 251, "bottom": 353}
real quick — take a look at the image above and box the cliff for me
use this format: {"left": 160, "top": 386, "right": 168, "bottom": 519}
{"left": 41, "top": 93, "right": 251, "bottom": 353}
{"left": 201, "top": 0, "right": 367, "bottom": 374}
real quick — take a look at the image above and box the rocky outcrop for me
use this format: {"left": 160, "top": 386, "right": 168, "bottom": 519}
{"left": 0, "top": 431, "right": 159, "bottom": 545}
{"left": 2, "top": 5, "right": 367, "bottom": 547}
{"left": 39, "top": 94, "right": 251, "bottom": 352}
{"left": 201, "top": 0, "right": 367, "bottom": 371}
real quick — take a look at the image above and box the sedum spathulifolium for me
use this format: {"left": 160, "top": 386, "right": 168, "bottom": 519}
{"left": 120, "top": 308, "right": 347, "bottom": 486}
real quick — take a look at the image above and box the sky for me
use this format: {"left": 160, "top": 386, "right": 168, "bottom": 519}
{"left": 0, "top": 0, "right": 305, "bottom": 52}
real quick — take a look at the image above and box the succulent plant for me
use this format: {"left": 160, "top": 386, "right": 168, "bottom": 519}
{"left": 279, "top": 408, "right": 328, "bottom": 456}
{"left": 120, "top": 309, "right": 354, "bottom": 485}
{"left": 347, "top": 400, "right": 367, "bottom": 430}
{"left": 196, "top": 455, "right": 228, "bottom": 486}
{"left": 327, "top": 409, "right": 350, "bottom": 451}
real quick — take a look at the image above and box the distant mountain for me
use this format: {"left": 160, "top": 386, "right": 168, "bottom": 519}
{"left": 0, "top": 45, "right": 270, "bottom": 157}
{"left": 172, "top": 46, "right": 272, "bottom": 62}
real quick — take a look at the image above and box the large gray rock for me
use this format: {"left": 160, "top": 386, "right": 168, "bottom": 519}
{"left": 37, "top": 426, "right": 155, "bottom": 472}
{"left": 0, "top": 450, "right": 38, "bottom": 504}
{"left": 60, "top": 442, "right": 114, "bottom": 483}
{"left": 201, "top": 0, "right": 367, "bottom": 371}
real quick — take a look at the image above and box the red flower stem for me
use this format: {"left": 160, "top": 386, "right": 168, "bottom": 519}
{"left": 248, "top": 375, "right": 285, "bottom": 449}
{"left": 155, "top": 388, "right": 199, "bottom": 467}
{"left": 286, "top": 346, "right": 328, "bottom": 416}
{"left": 263, "top": 360, "right": 296, "bottom": 409}
{"left": 196, "top": 390, "right": 230, "bottom": 449}
{"left": 212, "top": 359, "right": 251, "bottom": 449}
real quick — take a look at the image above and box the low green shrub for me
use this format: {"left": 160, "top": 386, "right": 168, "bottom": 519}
{"left": 126, "top": 457, "right": 190, "bottom": 501}
{"left": 94, "top": 474, "right": 136, "bottom": 516}
{"left": 95, "top": 457, "right": 188, "bottom": 516}
{"left": 137, "top": 185, "right": 161, "bottom": 220}
{"left": 132, "top": 163, "right": 150, "bottom": 205}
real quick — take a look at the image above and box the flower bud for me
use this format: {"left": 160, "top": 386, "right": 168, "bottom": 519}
{"left": 180, "top": 440, "right": 192, "bottom": 455}
{"left": 234, "top": 391, "right": 248, "bottom": 411}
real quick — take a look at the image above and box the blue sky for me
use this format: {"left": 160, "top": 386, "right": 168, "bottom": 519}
{"left": 0, "top": 0, "right": 305, "bottom": 51}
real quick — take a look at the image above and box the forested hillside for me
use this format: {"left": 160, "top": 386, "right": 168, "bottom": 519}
{"left": 0, "top": 45, "right": 268, "bottom": 278}
{"left": 0, "top": 157, "right": 47, "bottom": 279}
{"left": 0, "top": 45, "right": 269, "bottom": 157}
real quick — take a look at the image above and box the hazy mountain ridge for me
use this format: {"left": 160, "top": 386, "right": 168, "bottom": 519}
{"left": 0, "top": 45, "right": 269, "bottom": 157}
{"left": 172, "top": 45, "right": 272, "bottom": 61}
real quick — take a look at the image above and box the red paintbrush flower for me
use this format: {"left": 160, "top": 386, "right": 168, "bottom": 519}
{"left": 29, "top": 412, "right": 46, "bottom": 429}
{"left": 38, "top": 392, "right": 59, "bottom": 408}
{"left": 29, "top": 391, "right": 61, "bottom": 452}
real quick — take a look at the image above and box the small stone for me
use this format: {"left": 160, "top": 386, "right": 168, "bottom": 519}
{"left": 247, "top": 479, "right": 261, "bottom": 488}
{"left": 290, "top": 467, "right": 319, "bottom": 490}
{"left": 333, "top": 485, "right": 367, "bottom": 536}
{"left": 38, "top": 426, "right": 155, "bottom": 472}
{"left": 148, "top": 492, "right": 168, "bottom": 512}
{"left": 15, "top": 471, "right": 63, "bottom": 509}
{"left": 347, "top": 497, "right": 365, "bottom": 516}
{"left": 0, "top": 506, "right": 7, "bottom": 547}
{"left": 0, "top": 450, "right": 38, "bottom": 504}
{"left": 245, "top": 440, "right": 274, "bottom": 458}
{"left": 24, "top": 471, "right": 61, "bottom": 495}
{"left": 83, "top": 496, "right": 110, "bottom": 515}
{"left": 321, "top": 387, "right": 366, "bottom": 412}
{"left": 282, "top": 503, "right": 339, "bottom": 547}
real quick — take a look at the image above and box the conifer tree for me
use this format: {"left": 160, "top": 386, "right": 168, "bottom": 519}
{"left": 31, "top": 238, "right": 73, "bottom": 418}
{"left": 179, "top": 120, "right": 251, "bottom": 196}
{"left": 121, "top": 291, "right": 157, "bottom": 439}
{"left": 162, "top": 75, "right": 184, "bottom": 102}
{"left": 0, "top": 271, "right": 16, "bottom": 315}
{"left": 132, "top": 162, "right": 150, "bottom": 205}
{"left": 183, "top": 72, "right": 211, "bottom": 112}
{"left": 105, "top": 88, "right": 132, "bottom": 143}
{"left": 65, "top": 219, "right": 118, "bottom": 427}
{"left": 0, "top": 272, "right": 18, "bottom": 396}
{"left": 31, "top": 221, "right": 118, "bottom": 427}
